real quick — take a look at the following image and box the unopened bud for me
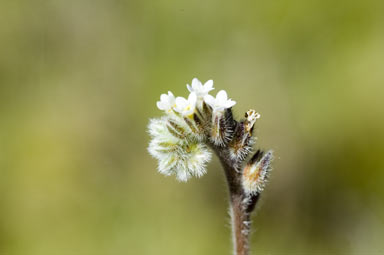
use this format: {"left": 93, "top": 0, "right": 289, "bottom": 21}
{"left": 210, "top": 108, "right": 234, "bottom": 146}
{"left": 242, "top": 150, "right": 273, "bottom": 194}
{"left": 229, "top": 109, "right": 260, "bottom": 160}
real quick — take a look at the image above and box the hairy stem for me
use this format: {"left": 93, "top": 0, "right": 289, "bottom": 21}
{"left": 212, "top": 145, "right": 259, "bottom": 255}
{"left": 231, "top": 194, "right": 250, "bottom": 255}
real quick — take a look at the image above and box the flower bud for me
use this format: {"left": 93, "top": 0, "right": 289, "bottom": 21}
{"left": 229, "top": 110, "right": 260, "bottom": 160}
{"left": 167, "top": 114, "right": 205, "bottom": 142}
{"left": 202, "top": 101, "right": 212, "bottom": 121}
{"left": 242, "top": 150, "right": 273, "bottom": 194}
{"left": 210, "top": 108, "right": 235, "bottom": 146}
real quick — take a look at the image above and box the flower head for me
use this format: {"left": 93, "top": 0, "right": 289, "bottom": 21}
{"left": 149, "top": 77, "right": 271, "bottom": 184}
{"left": 187, "top": 78, "right": 214, "bottom": 101}
{"left": 204, "top": 90, "right": 236, "bottom": 112}
{"left": 174, "top": 92, "right": 197, "bottom": 117}
{"left": 157, "top": 91, "right": 176, "bottom": 113}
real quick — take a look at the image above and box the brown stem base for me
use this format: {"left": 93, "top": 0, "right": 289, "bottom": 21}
{"left": 231, "top": 194, "right": 251, "bottom": 255}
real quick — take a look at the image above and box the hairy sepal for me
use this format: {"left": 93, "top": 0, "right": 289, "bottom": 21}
{"left": 148, "top": 117, "right": 212, "bottom": 182}
{"left": 242, "top": 150, "right": 274, "bottom": 195}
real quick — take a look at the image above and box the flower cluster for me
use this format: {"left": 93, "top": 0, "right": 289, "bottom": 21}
{"left": 148, "top": 78, "right": 275, "bottom": 254}
{"left": 148, "top": 78, "right": 273, "bottom": 188}
{"left": 148, "top": 78, "right": 236, "bottom": 181}
{"left": 155, "top": 78, "right": 235, "bottom": 118}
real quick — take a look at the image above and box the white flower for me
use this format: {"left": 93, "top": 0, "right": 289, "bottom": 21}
{"left": 174, "top": 92, "right": 197, "bottom": 117}
{"left": 156, "top": 91, "right": 176, "bottom": 113}
{"left": 245, "top": 109, "right": 261, "bottom": 132}
{"left": 204, "top": 90, "right": 236, "bottom": 112}
{"left": 187, "top": 78, "right": 214, "bottom": 101}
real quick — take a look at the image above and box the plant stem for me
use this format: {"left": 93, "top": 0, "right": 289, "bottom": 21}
{"left": 231, "top": 193, "right": 250, "bottom": 255}
{"left": 211, "top": 145, "right": 260, "bottom": 255}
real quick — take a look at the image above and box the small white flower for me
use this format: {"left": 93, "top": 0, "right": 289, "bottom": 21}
{"left": 156, "top": 91, "right": 176, "bottom": 113}
{"left": 187, "top": 78, "right": 214, "bottom": 102}
{"left": 204, "top": 90, "right": 236, "bottom": 112}
{"left": 245, "top": 109, "right": 261, "bottom": 132}
{"left": 174, "top": 92, "right": 197, "bottom": 117}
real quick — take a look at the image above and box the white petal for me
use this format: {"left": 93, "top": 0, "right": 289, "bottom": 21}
{"left": 204, "top": 94, "right": 215, "bottom": 107}
{"left": 175, "top": 97, "right": 187, "bottom": 106}
{"left": 167, "top": 91, "right": 174, "bottom": 98}
{"left": 168, "top": 92, "right": 175, "bottom": 104}
{"left": 175, "top": 97, "right": 188, "bottom": 112}
{"left": 185, "top": 109, "right": 194, "bottom": 116}
{"left": 203, "top": 80, "right": 214, "bottom": 91}
{"left": 156, "top": 101, "right": 164, "bottom": 110}
{"left": 192, "top": 78, "right": 200, "bottom": 89}
{"left": 216, "top": 90, "right": 228, "bottom": 102}
{"left": 160, "top": 93, "right": 169, "bottom": 102}
{"left": 188, "top": 92, "right": 197, "bottom": 106}
{"left": 187, "top": 84, "right": 193, "bottom": 92}
{"left": 225, "top": 99, "right": 236, "bottom": 108}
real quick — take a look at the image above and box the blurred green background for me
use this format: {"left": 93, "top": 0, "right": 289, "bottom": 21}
{"left": 1, "top": 0, "right": 384, "bottom": 254}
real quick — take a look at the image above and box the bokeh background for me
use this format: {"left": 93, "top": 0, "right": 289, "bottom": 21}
{"left": 1, "top": 0, "right": 384, "bottom": 254}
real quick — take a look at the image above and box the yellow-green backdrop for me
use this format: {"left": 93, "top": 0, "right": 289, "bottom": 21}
{"left": 1, "top": 0, "right": 383, "bottom": 254}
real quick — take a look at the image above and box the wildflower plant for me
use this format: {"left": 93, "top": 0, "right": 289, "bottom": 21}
{"left": 148, "top": 78, "right": 274, "bottom": 255}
